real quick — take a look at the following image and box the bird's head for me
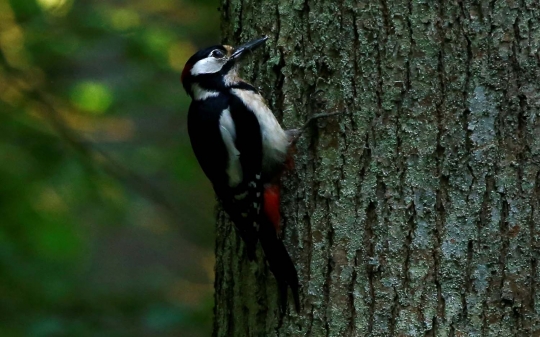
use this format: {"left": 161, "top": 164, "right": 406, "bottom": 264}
{"left": 181, "top": 36, "right": 268, "bottom": 97}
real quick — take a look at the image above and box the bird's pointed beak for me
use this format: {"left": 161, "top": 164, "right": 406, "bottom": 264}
{"left": 231, "top": 36, "right": 268, "bottom": 59}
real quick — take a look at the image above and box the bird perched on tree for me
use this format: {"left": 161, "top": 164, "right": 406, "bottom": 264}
{"left": 181, "top": 36, "right": 334, "bottom": 313}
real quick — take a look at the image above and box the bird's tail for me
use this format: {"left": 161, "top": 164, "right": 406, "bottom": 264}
{"left": 259, "top": 217, "right": 300, "bottom": 313}
{"left": 259, "top": 185, "right": 300, "bottom": 313}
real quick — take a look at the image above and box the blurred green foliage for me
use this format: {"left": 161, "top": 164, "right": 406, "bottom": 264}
{"left": 0, "top": 0, "right": 220, "bottom": 335}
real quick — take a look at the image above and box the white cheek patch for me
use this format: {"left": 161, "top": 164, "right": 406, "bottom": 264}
{"left": 191, "top": 57, "right": 226, "bottom": 75}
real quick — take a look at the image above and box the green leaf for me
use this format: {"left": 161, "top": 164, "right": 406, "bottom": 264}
{"left": 70, "top": 81, "right": 113, "bottom": 114}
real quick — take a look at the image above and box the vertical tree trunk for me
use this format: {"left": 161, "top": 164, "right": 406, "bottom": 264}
{"left": 214, "top": 0, "right": 540, "bottom": 336}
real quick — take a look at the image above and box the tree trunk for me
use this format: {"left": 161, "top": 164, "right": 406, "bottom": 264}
{"left": 214, "top": 0, "right": 540, "bottom": 336}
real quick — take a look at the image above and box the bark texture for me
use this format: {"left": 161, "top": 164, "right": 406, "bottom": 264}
{"left": 215, "top": 0, "right": 540, "bottom": 336}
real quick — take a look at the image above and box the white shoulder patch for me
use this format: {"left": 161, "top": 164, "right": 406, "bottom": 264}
{"left": 231, "top": 88, "right": 289, "bottom": 170}
{"left": 219, "top": 108, "right": 242, "bottom": 187}
{"left": 191, "top": 57, "right": 226, "bottom": 75}
{"left": 192, "top": 83, "right": 218, "bottom": 101}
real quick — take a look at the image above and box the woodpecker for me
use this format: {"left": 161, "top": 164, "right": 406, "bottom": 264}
{"left": 181, "top": 36, "right": 300, "bottom": 312}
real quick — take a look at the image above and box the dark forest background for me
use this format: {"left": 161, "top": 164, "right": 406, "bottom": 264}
{"left": 0, "top": 0, "right": 219, "bottom": 336}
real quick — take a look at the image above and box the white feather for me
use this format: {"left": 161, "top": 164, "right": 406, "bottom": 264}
{"left": 223, "top": 67, "right": 240, "bottom": 86}
{"left": 219, "top": 108, "right": 242, "bottom": 187}
{"left": 191, "top": 57, "right": 226, "bottom": 75}
{"left": 192, "top": 83, "right": 219, "bottom": 101}
{"left": 231, "top": 89, "right": 289, "bottom": 169}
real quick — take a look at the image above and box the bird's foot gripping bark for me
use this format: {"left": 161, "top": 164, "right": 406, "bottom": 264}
{"left": 285, "top": 111, "right": 341, "bottom": 145}
{"left": 284, "top": 112, "right": 341, "bottom": 170}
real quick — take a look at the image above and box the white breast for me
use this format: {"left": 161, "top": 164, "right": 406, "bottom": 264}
{"left": 231, "top": 89, "right": 289, "bottom": 170}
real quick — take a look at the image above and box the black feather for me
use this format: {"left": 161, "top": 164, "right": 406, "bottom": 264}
{"left": 258, "top": 216, "right": 300, "bottom": 313}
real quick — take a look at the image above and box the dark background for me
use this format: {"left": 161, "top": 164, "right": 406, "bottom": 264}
{"left": 0, "top": 0, "right": 219, "bottom": 335}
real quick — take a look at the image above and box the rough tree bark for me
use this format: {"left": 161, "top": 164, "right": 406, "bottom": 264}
{"left": 214, "top": 0, "right": 540, "bottom": 336}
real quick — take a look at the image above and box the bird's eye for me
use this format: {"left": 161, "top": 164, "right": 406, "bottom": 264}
{"left": 211, "top": 49, "right": 225, "bottom": 58}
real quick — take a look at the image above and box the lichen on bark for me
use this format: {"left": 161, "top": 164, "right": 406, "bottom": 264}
{"left": 215, "top": 0, "right": 540, "bottom": 336}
